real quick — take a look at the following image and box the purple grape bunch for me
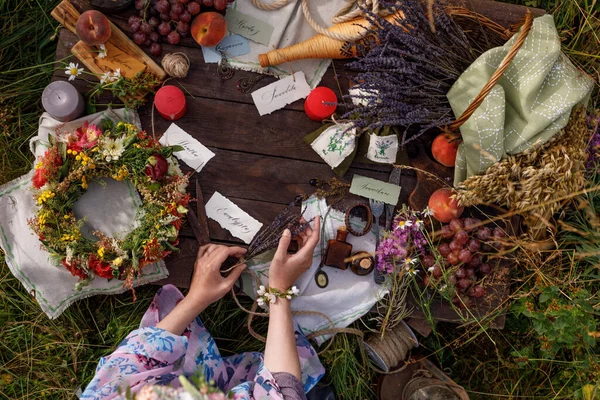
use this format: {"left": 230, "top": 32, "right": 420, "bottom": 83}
{"left": 422, "top": 217, "right": 507, "bottom": 306}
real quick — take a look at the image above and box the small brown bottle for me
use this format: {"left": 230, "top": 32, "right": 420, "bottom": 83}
{"left": 324, "top": 226, "right": 353, "bottom": 270}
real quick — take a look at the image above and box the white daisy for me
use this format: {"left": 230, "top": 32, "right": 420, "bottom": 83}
{"left": 98, "top": 44, "right": 107, "bottom": 59}
{"left": 427, "top": 266, "right": 435, "bottom": 273}
{"left": 404, "top": 257, "right": 417, "bottom": 266}
{"left": 112, "top": 68, "right": 121, "bottom": 81}
{"left": 415, "top": 219, "right": 424, "bottom": 228}
{"left": 422, "top": 206, "right": 433, "bottom": 217}
{"left": 257, "top": 285, "right": 266, "bottom": 296}
{"left": 397, "top": 220, "right": 413, "bottom": 230}
{"left": 100, "top": 136, "right": 126, "bottom": 161}
{"left": 405, "top": 266, "right": 419, "bottom": 276}
{"left": 65, "top": 62, "right": 83, "bottom": 81}
{"left": 100, "top": 71, "right": 111, "bottom": 84}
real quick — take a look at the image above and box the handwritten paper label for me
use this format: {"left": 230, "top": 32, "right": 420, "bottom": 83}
{"left": 94, "top": 41, "right": 146, "bottom": 79}
{"left": 225, "top": 8, "right": 274, "bottom": 45}
{"left": 205, "top": 192, "right": 263, "bottom": 244}
{"left": 367, "top": 134, "right": 398, "bottom": 164}
{"left": 251, "top": 72, "right": 311, "bottom": 116}
{"left": 311, "top": 123, "right": 356, "bottom": 168}
{"left": 201, "top": 34, "right": 250, "bottom": 63}
{"left": 350, "top": 175, "right": 401, "bottom": 206}
{"left": 158, "top": 123, "right": 215, "bottom": 172}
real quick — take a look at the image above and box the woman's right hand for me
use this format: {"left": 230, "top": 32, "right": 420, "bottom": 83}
{"left": 269, "top": 217, "right": 321, "bottom": 291}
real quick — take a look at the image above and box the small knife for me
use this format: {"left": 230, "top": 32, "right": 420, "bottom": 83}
{"left": 385, "top": 168, "right": 401, "bottom": 230}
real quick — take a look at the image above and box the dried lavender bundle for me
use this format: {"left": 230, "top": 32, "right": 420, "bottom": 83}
{"left": 343, "top": 0, "right": 500, "bottom": 145}
{"left": 245, "top": 202, "right": 312, "bottom": 260}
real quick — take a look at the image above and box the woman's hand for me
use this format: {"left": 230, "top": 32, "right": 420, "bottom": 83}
{"left": 269, "top": 217, "right": 320, "bottom": 291}
{"left": 187, "top": 244, "right": 247, "bottom": 308}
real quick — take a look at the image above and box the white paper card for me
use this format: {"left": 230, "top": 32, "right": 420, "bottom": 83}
{"left": 201, "top": 34, "right": 251, "bottom": 63}
{"left": 205, "top": 191, "right": 263, "bottom": 244}
{"left": 310, "top": 123, "right": 356, "bottom": 169}
{"left": 251, "top": 71, "right": 311, "bottom": 116}
{"left": 159, "top": 123, "right": 215, "bottom": 172}
{"left": 367, "top": 133, "right": 398, "bottom": 164}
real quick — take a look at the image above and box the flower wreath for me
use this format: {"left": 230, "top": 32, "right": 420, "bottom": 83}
{"left": 29, "top": 118, "right": 189, "bottom": 288}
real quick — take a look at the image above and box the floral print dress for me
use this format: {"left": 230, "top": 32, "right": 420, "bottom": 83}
{"left": 81, "top": 285, "right": 325, "bottom": 399}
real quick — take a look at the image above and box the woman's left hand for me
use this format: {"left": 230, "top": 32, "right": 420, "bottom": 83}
{"left": 187, "top": 244, "right": 247, "bottom": 308}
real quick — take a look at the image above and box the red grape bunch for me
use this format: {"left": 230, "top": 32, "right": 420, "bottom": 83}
{"left": 421, "top": 217, "right": 507, "bottom": 308}
{"left": 128, "top": 0, "right": 234, "bottom": 56}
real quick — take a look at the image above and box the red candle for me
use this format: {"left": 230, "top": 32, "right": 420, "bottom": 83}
{"left": 154, "top": 85, "right": 186, "bottom": 121}
{"left": 304, "top": 86, "right": 337, "bottom": 121}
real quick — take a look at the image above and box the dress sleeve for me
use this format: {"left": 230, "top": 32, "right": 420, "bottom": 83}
{"left": 272, "top": 373, "right": 308, "bottom": 400}
{"left": 80, "top": 327, "right": 189, "bottom": 400}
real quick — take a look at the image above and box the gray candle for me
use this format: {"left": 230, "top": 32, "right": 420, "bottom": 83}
{"left": 41, "top": 81, "right": 85, "bottom": 122}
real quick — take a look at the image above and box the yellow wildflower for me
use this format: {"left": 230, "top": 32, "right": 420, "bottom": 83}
{"left": 35, "top": 162, "right": 43, "bottom": 170}
{"left": 38, "top": 214, "right": 47, "bottom": 226}
{"left": 81, "top": 176, "right": 88, "bottom": 189}
{"left": 75, "top": 155, "right": 81, "bottom": 161}
{"left": 97, "top": 246, "right": 105, "bottom": 259}
{"left": 112, "top": 257, "right": 123, "bottom": 267}
{"left": 64, "top": 215, "right": 70, "bottom": 219}
{"left": 155, "top": 224, "right": 160, "bottom": 229}
{"left": 92, "top": 147, "right": 99, "bottom": 152}
{"left": 67, "top": 149, "right": 73, "bottom": 155}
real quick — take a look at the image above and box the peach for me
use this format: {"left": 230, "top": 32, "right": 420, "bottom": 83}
{"left": 428, "top": 188, "right": 464, "bottom": 223}
{"left": 431, "top": 133, "right": 460, "bottom": 167}
{"left": 191, "top": 12, "right": 227, "bottom": 47}
{"left": 76, "top": 10, "right": 111, "bottom": 46}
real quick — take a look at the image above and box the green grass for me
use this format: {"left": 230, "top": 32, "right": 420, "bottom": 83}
{"left": 1, "top": 0, "right": 600, "bottom": 399}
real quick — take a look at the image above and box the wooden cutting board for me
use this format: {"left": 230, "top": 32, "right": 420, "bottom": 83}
{"left": 51, "top": 0, "right": 166, "bottom": 80}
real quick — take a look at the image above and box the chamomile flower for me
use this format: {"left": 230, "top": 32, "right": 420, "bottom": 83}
{"left": 100, "top": 71, "right": 112, "bottom": 84}
{"left": 112, "top": 68, "right": 121, "bottom": 81}
{"left": 100, "top": 136, "right": 126, "bottom": 162}
{"left": 405, "top": 266, "right": 419, "bottom": 276}
{"left": 403, "top": 256, "right": 417, "bottom": 266}
{"left": 422, "top": 206, "right": 433, "bottom": 217}
{"left": 397, "top": 219, "right": 413, "bottom": 230}
{"left": 98, "top": 44, "right": 107, "bottom": 59}
{"left": 415, "top": 219, "right": 424, "bottom": 228}
{"left": 65, "top": 62, "right": 83, "bottom": 81}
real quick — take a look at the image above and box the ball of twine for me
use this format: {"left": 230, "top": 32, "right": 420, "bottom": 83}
{"left": 161, "top": 52, "right": 190, "bottom": 78}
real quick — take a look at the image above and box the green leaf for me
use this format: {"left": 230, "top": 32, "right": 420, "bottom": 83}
{"left": 170, "top": 145, "right": 185, "bottom": 153}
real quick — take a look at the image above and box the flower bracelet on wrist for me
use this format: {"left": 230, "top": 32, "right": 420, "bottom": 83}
{"left": 256, "top": 285, "right": 300, "bottom": 308}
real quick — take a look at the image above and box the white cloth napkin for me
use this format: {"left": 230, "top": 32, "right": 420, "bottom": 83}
{"left": 0, "top": 109, "right": 168, "bottom": 319}
{"left": 247, "top": 197, "right": 388, "bottom": 344}
{"left": 228, "top": 0, "right": 349, "bottom": 88}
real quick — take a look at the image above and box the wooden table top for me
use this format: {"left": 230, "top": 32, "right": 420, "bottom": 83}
{"left": 52, "top": 0, "right": 541, "bottom": 288}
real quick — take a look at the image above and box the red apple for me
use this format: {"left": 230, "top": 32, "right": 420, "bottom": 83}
{"left": 76, "top": 10, "right": 111, "bottom": 45}
{"left": 190, "top": 12, "right": 227, "bottom": 47}
{"left": 428, "top": 188, "right": 464, "bottom": 223}
{"left": 431, "top": 133, "right": 460, "bottom": 167}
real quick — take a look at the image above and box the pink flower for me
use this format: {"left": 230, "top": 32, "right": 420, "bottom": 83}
{"left": 69, "top": 121, "right": 101, "bottom": 151}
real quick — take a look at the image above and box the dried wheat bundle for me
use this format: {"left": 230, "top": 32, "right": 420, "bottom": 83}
{"left": 455, "top": 106, "right": 590, "bottom": 220}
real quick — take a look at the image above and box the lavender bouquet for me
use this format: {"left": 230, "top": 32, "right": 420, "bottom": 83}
{"left": 343, "top": 0, "right": 502, "bottom": 145}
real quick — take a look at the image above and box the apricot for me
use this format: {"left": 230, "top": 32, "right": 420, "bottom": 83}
{"left": 76, "top": 10, "right": 111, "bottom": 46}
{"left": 428, "top": 188, "right": 464, "bottom": 223}
{"left": 431, "top": 133, "right": 459, "bottom": 167}
{"left": 191, "top": 12, "right": 227, "bottom": 47}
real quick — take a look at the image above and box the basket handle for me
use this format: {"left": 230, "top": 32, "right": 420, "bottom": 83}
{"left": 447, "top": 11, "right": 534, "bottom": 132}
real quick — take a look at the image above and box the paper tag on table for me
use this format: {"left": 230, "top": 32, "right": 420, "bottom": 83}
{"left": 310, "top": 123, "right": 356, "bottom": 168}
{"left": 251, "top": 71, "right": 311, "bottom": 116}
{"left": 225, "top": 8, "right": 274, "bottom": 45}
{"left": 158, "top": 123, "right": 215, "bottom": 172}
{"left": 367, "top": 133, "right": 398, "bottom": 164}
{"left": 350, "top": 175, "right": 401, "bottom": 205}
{"left": 205, "top": 192, "right": 263, "bottom": 244}
{"left": 201, "top": 34, "right": 250, "bottom": 63}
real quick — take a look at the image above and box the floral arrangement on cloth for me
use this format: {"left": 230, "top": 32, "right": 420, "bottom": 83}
{"left": 28, "top": 119, "right": 189, "bottom": 289}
